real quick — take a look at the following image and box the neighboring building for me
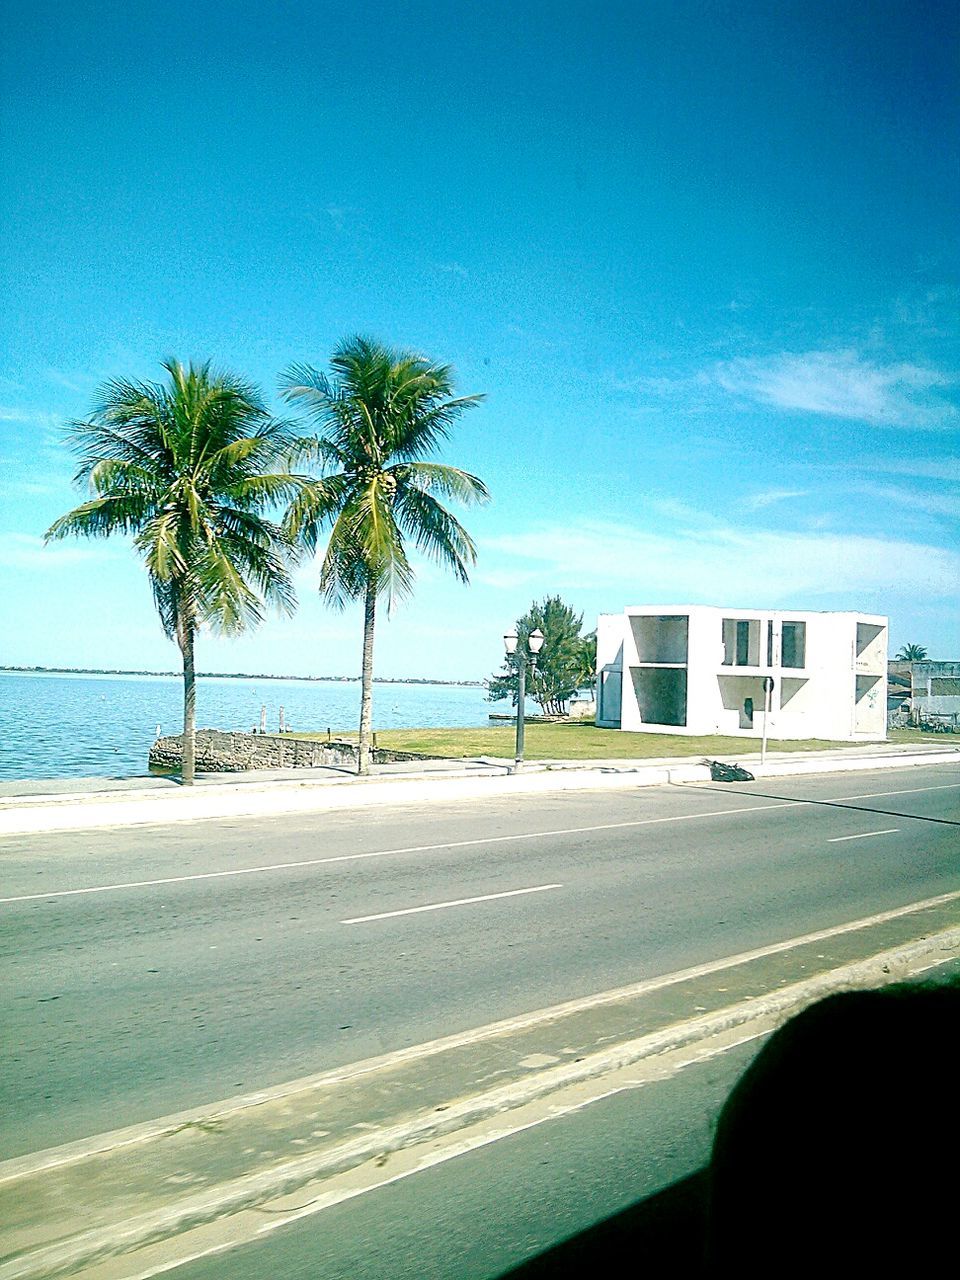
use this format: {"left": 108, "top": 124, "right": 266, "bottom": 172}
{"left": 887, "top": 668, "right": 911, "bottom": 724}
{"left": 596, "top": 605, "right": 887, "bottom": 741}
{"left": 910, "top": 661, "right": 960, "bottom": 727}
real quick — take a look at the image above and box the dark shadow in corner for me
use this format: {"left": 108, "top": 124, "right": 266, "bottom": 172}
{"left": 497, "top": 976, "right": 960, "bottom": 1278}
{"left": 495, "top": 1168, "right": 709, "bottom": 1278}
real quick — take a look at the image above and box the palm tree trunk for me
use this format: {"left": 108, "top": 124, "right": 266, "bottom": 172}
{"left": 357, "top": 582, "right": 377, "bottom": 776}
{"left": 180, "top": 622, "right": 197, "bottom": 785}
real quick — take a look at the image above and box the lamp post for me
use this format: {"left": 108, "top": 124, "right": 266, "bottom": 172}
{"left": 503, "top": 627, "right": 545, "bottom": 772}
{"left": 761, "top": 675, "right": 774, "bottom": 764}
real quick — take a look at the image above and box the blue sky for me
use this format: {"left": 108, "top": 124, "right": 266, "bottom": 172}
{"left": 1, "top": 0, "right": 958, "bottom": 681}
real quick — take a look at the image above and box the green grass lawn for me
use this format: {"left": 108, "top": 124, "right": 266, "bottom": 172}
{"left": 293, "top": 720, "right": 876, "bottom": 760}
{"left": 886, "top": 727, "right": 958, "bottom": 744}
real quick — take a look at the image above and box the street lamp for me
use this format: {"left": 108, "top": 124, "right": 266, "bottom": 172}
{"left": 503, "top": 627, "right": 545, "bottom": 772}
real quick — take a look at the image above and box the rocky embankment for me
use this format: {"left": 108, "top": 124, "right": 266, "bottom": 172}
{"left": 149, "top": 729, "right": 438, "bottom": 772}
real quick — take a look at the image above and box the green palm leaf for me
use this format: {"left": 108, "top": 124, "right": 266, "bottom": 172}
{"left": 280, "top": 336, "right": 488, "bottom": 773}
{"left": 45, "top": 358, "right": 302, "bottom": 783}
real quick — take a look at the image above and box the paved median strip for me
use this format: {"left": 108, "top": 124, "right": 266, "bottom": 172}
{"left": 1, "top": 894, "right": 958, "bottom": 1280}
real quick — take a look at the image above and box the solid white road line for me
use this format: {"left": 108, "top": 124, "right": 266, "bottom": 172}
{"left": 0, "top": 778, "right": 954, "bottom": 907}
{"left": 800, "top": 782, "right": 958, "bottom": 802}
{"left": 341, "top": 883, "right": 563, "bottom": 924}
{"left": 828, "top": 828, "right": 900, "bottom": 843}
{"left": 0, "top": 803, "right": 794, "bottom": 904}
{"left": 4, "top": 886, "right": 958, "bottom": 1190}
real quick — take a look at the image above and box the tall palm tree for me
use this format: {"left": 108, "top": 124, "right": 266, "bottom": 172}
{"left": 895, "top": 644, "right": 928, "bottom": 661}
{"left": 46, "top": 359, "right": 306, "bottom": 783}
{"left": 281, "top": 336, "right": 489, "bottom": 774}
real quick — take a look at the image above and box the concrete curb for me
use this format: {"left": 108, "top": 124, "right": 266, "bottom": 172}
{"left": 3, "top": 925, "right": 956, "bottom": 1280}
{"left": 0, "top": 749, "right": 955, "bottom": 837}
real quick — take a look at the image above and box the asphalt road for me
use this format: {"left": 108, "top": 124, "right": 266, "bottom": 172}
{"left": 91, "top": 955, "right": 960, "bottom": 1280}
{"left": 1, "top": 763, "right": 957, "bottom": 1158}
{"left": 165, "top": 1037, "right": 763, "bottom": 1280}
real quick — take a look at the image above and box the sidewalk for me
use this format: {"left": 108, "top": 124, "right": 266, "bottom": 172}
{"left": 2, "top": 891, "right": 957, "bottom": 1280}
{"left": 0, "top": 742, "right": 956, "bottom": 838}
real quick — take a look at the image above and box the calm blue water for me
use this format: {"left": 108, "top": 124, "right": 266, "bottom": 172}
{"left": 0, "top": 671, "right": 491, "bottom": 780}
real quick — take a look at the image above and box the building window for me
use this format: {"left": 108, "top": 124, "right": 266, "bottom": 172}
{"left": 722, "top": 617, "right": 760, "bottom": 666}
{"left": 782, "top": 621, "right": 806, "bottom": 669}
{"left": 736, "top": 621, "right": 750, "bottom": 666}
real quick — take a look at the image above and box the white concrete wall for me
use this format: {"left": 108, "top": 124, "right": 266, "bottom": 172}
{"left": 595, "top": 613, "right": 624, "bottom": 727}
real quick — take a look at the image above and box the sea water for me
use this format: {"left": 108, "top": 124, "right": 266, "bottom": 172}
{"left": 0, "top": 670, "right": 490, "bottom": 780}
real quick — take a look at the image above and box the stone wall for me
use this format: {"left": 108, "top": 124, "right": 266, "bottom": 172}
{"left": 148, "top": 729, "right": 441, "bottom": 772}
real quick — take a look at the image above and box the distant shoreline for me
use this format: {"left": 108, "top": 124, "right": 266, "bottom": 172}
{"left": 0, "top": 666, "right": 484, "bottom": 689}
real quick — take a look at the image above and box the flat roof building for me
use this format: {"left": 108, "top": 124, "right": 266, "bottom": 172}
{"left": 910, "top": 661, "right": 960, "bottom": 728}
{"left": 596, "top": 606, "right": 887, "bottom": 742}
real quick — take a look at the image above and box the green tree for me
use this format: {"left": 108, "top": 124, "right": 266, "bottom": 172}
{"left": 45, "top": 359, "right": 305, "bottom": 784}
{"left": 487, "top": 596, "right": 593, "bottom": 715}
{"left": 577, "top": 631, "right": 598, "bottom": 694}
{"left": 280, "top": 336, "right": 489, "bottom": 775}
{"left": 895, "top": 644, "right": 928, "bottom": 661}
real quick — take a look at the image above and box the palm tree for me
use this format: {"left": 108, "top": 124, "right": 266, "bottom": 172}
{"left": 896, "top": 644, "right": 928, "bottom": 661}
{"left": 46, "top": 359, "right": 306, "bottom": 784}
{"left": 281, "top": 336, "right": 488, "bottom": 774}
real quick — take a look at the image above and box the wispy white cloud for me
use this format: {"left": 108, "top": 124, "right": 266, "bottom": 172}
{"left": 744, "top": 488, "right": 808, "bottom": 511}
{"left": 856, "top": 456, "right": 960, "bottom": 484}
{"left": 891, "top": 282, "right": 960, "bottom": 335}
{"left": 481, "top": 515, "right": 960, "bottom": 602}
{"left": 0, "top": 408, "right": 62, "bottom": 429}
{"left": 0, "top": 533, "right": 120, "bottom": 570}
{"left": 43, "top": 367, "right": 95, "bottom": 395}
{"left": 435, "top": 262, "right": 469, "bottom": 278}
{"left": 713, "top": 350, "right": 957, "bottom": 429}
{"left": 851, "top": 485, "right": 960, "bottom": 522}
{"left": 5, "top": 479, "right": 61, "bottom": 497}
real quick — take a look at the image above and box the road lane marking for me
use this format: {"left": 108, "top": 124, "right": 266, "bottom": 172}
{"left": 341, "top": 883, "right": 563, "bottom": 924}
{"left": 0, "top": 778, "right": 955, "bottom": 906}
{"left": 828, "top": 828, "right": 900, "bottom": 843}
{"left": 3, "top": 886, "right": 959, "bottom": 1190}
{"left": 806, "top": 782, "right": 958, "bottom": 802}
{"left": 0, "top": 802, "right": 799, "bottom": 904}
{"left": 10, "top": 932, "right": 959, "bottom": 1280}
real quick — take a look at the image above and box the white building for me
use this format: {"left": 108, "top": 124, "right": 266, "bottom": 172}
{"left": 596, "top": 605, "right": 887, "bottom": 741}
{"left": 910, "top": 661, "right": 960, "bottom": 728}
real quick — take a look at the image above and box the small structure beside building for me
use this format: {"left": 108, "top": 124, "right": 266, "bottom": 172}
{"left": 910, "top": 661, "right": 960, "bottom": 730}
{"left": 596, "top": 605, "right": 887, "bottom": 741}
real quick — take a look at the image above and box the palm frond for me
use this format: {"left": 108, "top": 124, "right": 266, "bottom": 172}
{"left": 49, "top": 357, "right": 303, "bottom": 646}
{"left": 223, "top": 471, "right": 318, "bottom": 511}
{"left": 45, "top": 493, "right": 153, "bottom": 540}
{"left": 195, "top": 541, "right": 264, "bottom": 635}
{"left": 282, "top": 473, "right": 352, "bottom": 551}
{"left": 280, "top": 337, "right": 486, "bottom": 626}
{"left": 318, "top": 508, "right": 369, "bottom": 609}
{"left": 393, "top": 485, "right": 478, "bottom": 583}
{"left": 391, "top": 463, "right": 490, "bottom": 505}
{"left": 134, "top": 510, "right": 188, "bottom": 581}
{"left": 150, "top": 575, "right": 181, "bottom": 641}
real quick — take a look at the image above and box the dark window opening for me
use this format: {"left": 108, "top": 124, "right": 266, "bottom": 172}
{"left": 736, "top": 621, "right": 750, "bottom": 666}
{"left": 782, "top": 622, "right": 806, "bottom": 669}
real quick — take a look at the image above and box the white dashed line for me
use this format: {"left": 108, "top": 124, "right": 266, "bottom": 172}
{"left": 828, "top": 828, "right": 900, "bottom": 843}
{"left": 342, "top": 883, "right": 563, "bottom": 924}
